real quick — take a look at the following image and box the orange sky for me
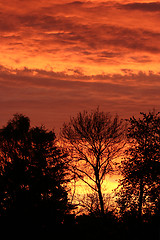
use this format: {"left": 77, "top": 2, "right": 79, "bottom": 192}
{"left": 1, "top": 0, "right": 160, "bottom": 197}
{"left": 1, "top": 0, "right": 160, "bottom": 131}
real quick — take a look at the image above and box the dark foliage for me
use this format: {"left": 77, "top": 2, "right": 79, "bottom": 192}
{"left": 116, "top": 111, "right": 160, "bottom": 220}
{"left": 0, "top": 114, "right": 71, "bottom": 231}
{"left": 0, "top": 111, "right": 159, "bottom": 239}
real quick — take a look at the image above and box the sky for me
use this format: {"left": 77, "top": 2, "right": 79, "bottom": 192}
{"left": 1, "top": 0, "right": 160, "bottom": 132}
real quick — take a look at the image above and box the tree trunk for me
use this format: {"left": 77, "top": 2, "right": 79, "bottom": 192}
{"left": 95, "top": 168, "right": 104, "bottom": 217}
{"left": 97, "top": 181, "right": 105, "bottom": 217}
{"left": 138, "top": 177, "right": 144, "bottom": 220}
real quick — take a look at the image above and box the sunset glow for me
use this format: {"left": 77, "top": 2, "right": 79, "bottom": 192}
{"left": 1, "top": 0, "right": 160, "bottom": 195}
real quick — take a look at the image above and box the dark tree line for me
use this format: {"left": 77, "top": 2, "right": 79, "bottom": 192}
{"left": 0, "top": 114, "right": 72, "bottom": 232}
{"left": 116, "top": 111, "right": 160, "bottom": 221}
{"left": 0, "top": 109, "right": 159, "bottom": 238}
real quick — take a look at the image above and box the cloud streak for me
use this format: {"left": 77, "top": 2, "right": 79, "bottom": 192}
{"left": 1, "top": 65, "right": 160, "bottom": 130}
{"left": 0, "top": 1, "right": 160, "bottom": 130}
{"left": 0, "top": 1, "right": 160, "bottom": 67}
{"left": 120, "top": 2, "right": 160, "bottom": 12}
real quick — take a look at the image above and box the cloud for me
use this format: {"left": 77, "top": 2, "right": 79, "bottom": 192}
{"left": 1, "top": 2, "right": 160, "bottom": 57}
{"left": 0, "top": 65, "right": 160, "bottom": 109}
{"left": 0, "top": 1, "right": 160, "bottom": 129}
{"left": 1, "top": 64, "right": 160, "bottom": 88}
{"left": 0, "top": 64, "right": 160, "bottom": 130}
{"left": 0, "top": 0, "right": 159, "bottom": 74}
{"left": 120, "top": 2, "right": 160, "bottom": 12}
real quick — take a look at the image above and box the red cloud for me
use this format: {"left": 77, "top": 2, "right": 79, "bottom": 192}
{"left": 0, "top": 65, "right": 160, "bottom": 130}
{"left": 0, "top": 1, "right": 160, "bottom": 130}
{"left": 120, "top": 2, "right": 160, "bottom": 12}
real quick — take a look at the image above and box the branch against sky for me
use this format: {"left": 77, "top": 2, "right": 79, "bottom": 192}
{"left": 61, "top": 108, "right": 126, "bottom": 215}
{"left": 116, "top": 110, "right": 160, "bottom": 219}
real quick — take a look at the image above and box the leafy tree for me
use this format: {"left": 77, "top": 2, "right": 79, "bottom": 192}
{"left": 61, "top": 108, "right": 126, "bottom": 216}
{"left": 116, "top": 111, "right": 160, "bottom": 219}
{"left": 0, "top": 114, "right": 71, "bottom": 227}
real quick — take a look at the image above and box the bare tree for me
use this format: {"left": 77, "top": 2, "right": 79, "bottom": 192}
{"left": 61, "top": 108, "right": 126, "bottom": 216}
{"left": 75, "top": 192, "right": 113, "bottom": 216}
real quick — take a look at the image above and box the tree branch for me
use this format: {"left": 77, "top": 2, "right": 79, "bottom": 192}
{"left": 75, "top": 167, "right": 96, "bottom": 184}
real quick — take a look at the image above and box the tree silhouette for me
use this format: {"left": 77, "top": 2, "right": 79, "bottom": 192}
{"left": 61, "top": 108, "right": 126, "bottom": 216}
{"left": 0, "top": 114, "right": 71, "bottom": 229}
{"left": 76, "top": 192, "right": 113, "bottom": 217}
{"left": 116, "top": 111, "right": 160, "bottom": 220}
